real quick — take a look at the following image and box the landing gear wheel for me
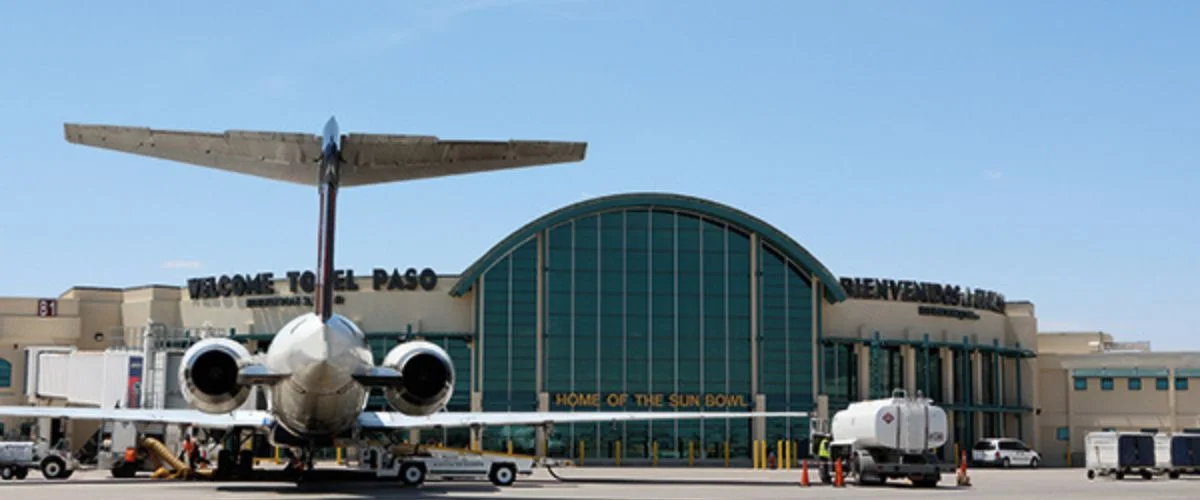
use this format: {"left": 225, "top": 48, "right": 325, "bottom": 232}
{"left": 1086, "top": 469, "right": 1095, "bottom": 480}
{"left": 14, "top": 467, "right": 28, "bottom": 480}
{"left": 112, "top": 462, "right": 137, "bottom": 478}
{"left": 216, "top": 449, "right": 235, "bottom": 476}
{"left": 1, "top": 466, "right": 14, "bottom": 480}
{"left": 41, "top": 456, "right": 66, "bottom": 480}
{"left": 489, "top": 464, "right": 517, "bottom": 486}
{"left": 238, "top": 449, "right": 256, "bottom": 479}
{"left": 399, "top": 462, "right": 426, "bottom": 486}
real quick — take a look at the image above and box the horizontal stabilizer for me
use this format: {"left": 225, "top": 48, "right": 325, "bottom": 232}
{"left": 237, "top": 364, "right": 289, "bottom": 385}
{"left": 63, "top": 123, "right": 587, "bottom": 187}
{"left": 350, "top": 366, "right": 404, "bottom": 386}
{"left": 337, "top": 134, "right": 587, "bottom": 187}
{"left": 64, "top": 124, "right": 322, "bottom": 185}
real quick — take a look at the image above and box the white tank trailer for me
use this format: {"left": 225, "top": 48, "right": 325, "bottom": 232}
{"left": 821, "top": 389, "right": 953, "bottom": 487}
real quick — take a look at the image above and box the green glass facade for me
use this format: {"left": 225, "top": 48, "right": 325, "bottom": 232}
{"left": 462, "top": 197, "right": 839, "bottom": 463}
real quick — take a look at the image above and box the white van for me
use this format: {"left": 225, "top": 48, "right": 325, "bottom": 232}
{"left": 972, "top": 437, "right": 1041, "bottom": 468}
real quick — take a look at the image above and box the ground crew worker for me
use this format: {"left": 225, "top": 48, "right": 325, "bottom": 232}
{"left": 182, "top": 435, "right": 196, "bottom": 468}
{"left": 818, "top": 436, "right": 831, "bottom": 461}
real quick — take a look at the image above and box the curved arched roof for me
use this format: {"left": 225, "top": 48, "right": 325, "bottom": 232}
{"left": 451, "top": 192, "right": 848, "bottom": 302}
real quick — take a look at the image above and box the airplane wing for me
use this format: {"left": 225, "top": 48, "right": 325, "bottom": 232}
{"left": 337, "top": 134, "right": 587, "bottom": 187}
{"left": 0, "top": 406, "right": 270, "bottom": 429}
{"left": 62, "top": 122, "right": 587, "bottom": 187}
{"left": 358, "top": 410, "right": 810, "bottom": 430}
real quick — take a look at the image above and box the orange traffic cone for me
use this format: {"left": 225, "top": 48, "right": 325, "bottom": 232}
{"left": 800, "top": 460, "right": 809, "bottom": 487}
{"left": 957, "top": 450, "right": 972, "bottom": 487}
{"left": 834, "top": 459, "right": 845, "bottom": 487}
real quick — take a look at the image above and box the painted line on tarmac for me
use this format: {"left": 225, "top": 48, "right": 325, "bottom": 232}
{"left": 544, "top": 467, "right": 804, "bottom": 487}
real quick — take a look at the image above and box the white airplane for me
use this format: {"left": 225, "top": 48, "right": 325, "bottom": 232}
{"left": 0, "top": 118, "right": 807, "bottom": 474}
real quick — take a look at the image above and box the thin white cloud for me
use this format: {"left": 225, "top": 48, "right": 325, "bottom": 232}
{"left": 255, "top": 75, "right": 297, "bottom": 99}
{"left": 162, "top": 260, "right": 203, "bottom": 269}
{"left": 984, "top": 169, "right": 1005, "bottom": 181}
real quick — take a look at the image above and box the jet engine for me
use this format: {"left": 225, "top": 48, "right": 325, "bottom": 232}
{"left": 381, "top": 341, "right": 455, "bottom": 416}
{"left": 179, "top": 337, "right": 254, "bottom": 414}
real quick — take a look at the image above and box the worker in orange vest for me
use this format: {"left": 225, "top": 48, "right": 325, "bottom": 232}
{"left": 182, "top": 435, "right": 196, "bottom": 468}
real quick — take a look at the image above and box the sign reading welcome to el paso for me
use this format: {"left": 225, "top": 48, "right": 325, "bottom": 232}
{"left": 551, "top": 392, "right": 753, "bottom": 410}
{"left": 186, "top": 267, "right": 438, "bottom": 306}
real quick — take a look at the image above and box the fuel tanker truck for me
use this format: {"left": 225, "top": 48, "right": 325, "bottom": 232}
{"left": 814, "top": 389, "right": 953, "bottom": 487}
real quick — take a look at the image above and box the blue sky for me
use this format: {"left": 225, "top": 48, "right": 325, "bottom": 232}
{"left": 1, "top": 1, "right": 1197, "bottom": 349}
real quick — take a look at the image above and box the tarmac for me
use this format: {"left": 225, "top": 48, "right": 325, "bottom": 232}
{"left": 3, "top": 465, "right": 1200, "bottom": 499}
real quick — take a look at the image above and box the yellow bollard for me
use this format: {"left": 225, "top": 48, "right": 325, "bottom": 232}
{"left": 616, "top": 440, "right": 622, "bottom": 467}
{"left": 336, "top": 447, "right": 343, "bottom": 465}
{"left": 753, "top": 440, "right": 760, "bottom": 469}
{"left": 579, "top": 440, "right": 585, "bottom": 467}
{"left": 776, "top": 440, "right": 783, "bottom": 470}
{"left": 653, "top": 441, "right": 659, "bottom": 467}
{"left": 689, "top": 441, "right": 695, "bottom": 467}
{"left": 274, "top": 446, "right": 281, "bottom": 465}
{"left": 724, "top": 441, "right": 730, "bottom": 468}
{"left": 507, "top": 440, "right": 513, "bottom": 455}
{"left": 785, "top": 441, "right": 792, "bottom": 470}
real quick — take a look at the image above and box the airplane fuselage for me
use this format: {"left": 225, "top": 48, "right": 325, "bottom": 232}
{"left": 263, "top": 312, "right": 374, "bottom": 439}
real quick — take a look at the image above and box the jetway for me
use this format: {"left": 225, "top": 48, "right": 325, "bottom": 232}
{"left": 18, "top": 324, "right": 263, "bottom": 450}
{"left": 24, "top": 323, "right": 243, "bottom": 410}
{"left": 26, "top": 349, "right": 144, "bottom": 408}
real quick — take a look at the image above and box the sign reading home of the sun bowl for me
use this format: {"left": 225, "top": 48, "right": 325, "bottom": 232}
{"left": 186, "top": 268, "right": 438, "bottom": 300}
{"left": 839, "top": 277, "right": 1006, "bottom": 315}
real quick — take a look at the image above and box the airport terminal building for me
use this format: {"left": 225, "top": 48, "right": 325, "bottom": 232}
{"left": 1, "top": 192, "right": 1041, "bottom": 464}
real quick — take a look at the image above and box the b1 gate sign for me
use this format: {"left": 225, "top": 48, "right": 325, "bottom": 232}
{"left": 36, "top": 299, "right": 58, "bottom": 317}
{"left": 551, "top": 392, "right": 753, "bottom": 410}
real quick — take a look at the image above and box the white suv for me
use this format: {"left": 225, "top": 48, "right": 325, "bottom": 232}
{"left": 972, "top": 438, "right": 1041, "bottom": 468}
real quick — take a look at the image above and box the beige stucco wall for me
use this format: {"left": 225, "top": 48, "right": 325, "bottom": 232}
{"left": 1036, "top": 335, "right": 1200, "bottom": 467}
{"left": 0, "top": 296, "right": 85, "bottom": 437}
{"left": 176, "top": 274, "right": 473, "bottom": 334}
{"left": 823, "top": 298, "right": 1034, "bottom": 350}
{"left": 1037, "top": 332, "right": 1114, "bottom": 355}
